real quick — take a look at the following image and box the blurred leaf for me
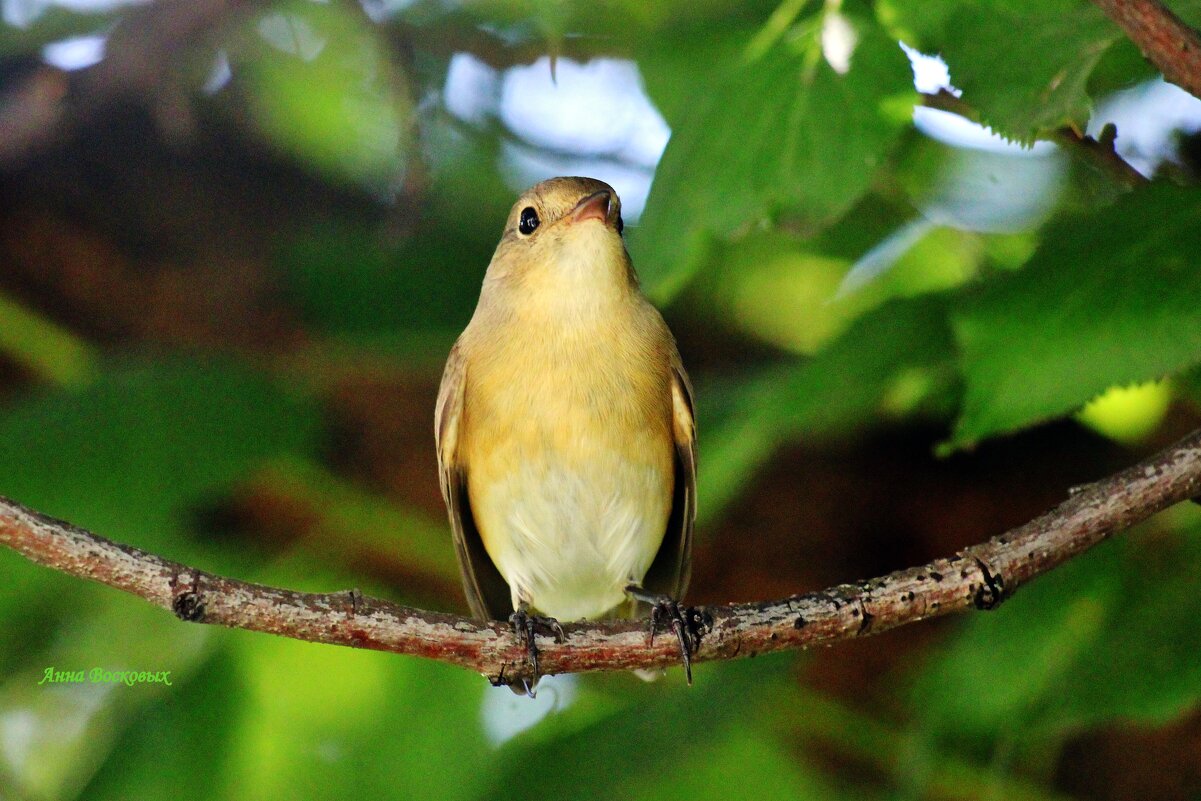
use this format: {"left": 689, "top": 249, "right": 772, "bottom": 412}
{"left": 912, "top": 509, "right": 1201, "bottom": 741}
{"left": 0, "top": 589, "right": 213, "bottom": 800}
{"left": 247, "top": 456, "right": 460, "bottom": 583}
{"left": 1074, "top": 379, "right": 1171, "bottom": 445}
{"left": 719, "top": 246, "right": 854, "bottom": 354}
{"left": 635, "top": 25, "right": 754, "bottom": 129}
{"left": 709, "top": 220, "right": 977, "bottom": 355}
{"left": 0, "top": 356, "right": 319, "bottom": 554}
{"left": 223, "top": 603, "right": 493, "bottom": 800}
{"left": 0, "top": 550, "right": 84, "bottom": 676}
{"left": 700, "top": 296, "right": 956, "bottom": 519}
{"left": 0, "top": 8, "right": 113, "bottom": 56}
{"left": 280, "top": 112, "right": 517, "bottom": 341}
{"left": 81, "top": 647, "right": 240, "bottom": 800}
{"left": 234, "top": 0, "right": 411, "bottom": 189}
{"left": 879, "top": 0, "right": 970, "bottom": 46}
{"left": 0, "top": 292, "right": 99, "bottom": 388}
{"left": 1086, "top": 36, "right": 1160, "bottom": 97}
{"left": 938, "top": 1, "right": 1118, "bottom": 144}
{"left": 631, "top": 14, "right": 914, "bottom": 301}
{"left": 787, "top": 689, "right": 1075, "bottom": 801}
{"left": 393, "top": 0, "right": 776, "bottom": 43}
{"left": 836, "top": 221, "right": 982, "bottom": 308}
{"left": 950, "top": 184, "right": 1201, "bottom": 447}
{"left": 280, "top": 219, "right": 483, "bottom": 342}
{"left": 1178, "top": 363, "right": 1201, "bottom": 407}
{"left": 0, "top": 355, "right": 319, "bottom": 718}
{"left": 631, "top": 722, "right": 834, "bottom": 800}
{"left": 488, "top": 654, "right": 833, "bottom": 800}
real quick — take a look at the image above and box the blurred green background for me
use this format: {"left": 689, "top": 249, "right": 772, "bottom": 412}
{"left": 3, "top": 0, "right": 1201, "bottom": 798}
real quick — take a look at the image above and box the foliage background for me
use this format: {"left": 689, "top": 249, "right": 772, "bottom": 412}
{"left": 2, "top": 0, "right": 1201, "bottom": 798}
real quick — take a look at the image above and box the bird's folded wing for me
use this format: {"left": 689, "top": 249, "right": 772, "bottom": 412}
{"left": 642, "top": 353, "right": 697, "bottom": 601}
{"left": 436, "top": 342, "right": 512, "bottom": 621}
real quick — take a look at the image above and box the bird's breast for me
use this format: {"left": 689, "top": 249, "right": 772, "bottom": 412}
{"left": 459, "top": 309, "right": 675, "bottom": 620}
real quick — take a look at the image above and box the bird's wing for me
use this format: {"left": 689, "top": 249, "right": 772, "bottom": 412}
{"left": 436, "top": 342, "right": 512, "bottom": 621}
{"left": 642, "top": 352, "right": 696, "bottom": 601}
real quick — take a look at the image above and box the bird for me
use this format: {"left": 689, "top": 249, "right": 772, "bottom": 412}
{"left": 435, "top": 176, "right": 698, "bottom": 693}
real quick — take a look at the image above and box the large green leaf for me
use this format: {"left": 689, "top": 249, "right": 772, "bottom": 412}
{"left": 635, "top": 24, "right": 756, "bottom": 130}
{"left": 939, "top": 1, "right": 1119, "bottom": 144}
{"left": 631, "top": 15, "right": 914, "bottom": 301}
{"left": 950, "top": 183, "right": 1201, "bottom": 447}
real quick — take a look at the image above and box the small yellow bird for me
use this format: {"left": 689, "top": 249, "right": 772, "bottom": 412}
{"left": 435, "top": 177, "right": 697, "bottom": 691}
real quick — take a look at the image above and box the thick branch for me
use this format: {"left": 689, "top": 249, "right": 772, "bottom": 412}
{"left": 4, "top": 429, "right": 1201, "bottom": 688}
{"left": 1092, "top": 0, "right": 1201, "bottom": 100}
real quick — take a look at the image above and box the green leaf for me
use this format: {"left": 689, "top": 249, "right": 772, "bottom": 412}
{"left": 0, "top": 292, "right": 99, "bottom": 389}
{"left": 0, "top": 588, "right": 214, "bottom": 800}
{"left": 880, "top": 0, "right": 969, "bottom": 46}
{"left": 82, "top": 647, "right": 240, "bottom": 800}
{"left": 488, "top": 654, "right": 835, "bottom": 800}
{"left": 249, "top": 456, "right": 461, "bottom": 584}
{"left": 938, "top": 1, "right": 1119, "bottom": 144}
{"left": 222, "top": 624, "right": 494, "bottom": 801}
{"left": 635, "top": 25, "right": 756, "bottom": 130}
{"left": 911, "top": 508, "right": 1201, "bottom": 740}
{"left": 279, "top": 112, "right": 522, "bottom": 342}
{"left": 951, "top": 183, "right": 1201, "bottom": 447}
{"left": 0, "top": 357, "right": 320, "bottom": 552}
{"left": 0, "top": 356, "right": 319, "bottom": 755}
{"left": 234, "top": 0, "right": 412, "bottom": 189}
{"left": 631, "top": 16, "right": 914, "bottom": 301}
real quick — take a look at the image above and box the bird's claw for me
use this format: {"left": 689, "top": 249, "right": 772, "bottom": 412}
{"left": 648, "top": 597, "right": 706, "bottom": 686}
{"left": 508, "top": 608, "right": 564, "bottom": 694}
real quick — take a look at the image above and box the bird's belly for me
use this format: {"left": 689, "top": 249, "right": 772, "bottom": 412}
{"left": 468, "top": 440, "right": 672, "bottom": 621}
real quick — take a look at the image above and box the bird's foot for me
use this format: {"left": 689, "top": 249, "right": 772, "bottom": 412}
{"left": 508, "top": 607, "right": 565, "bottom": 696}
{"left": 625, "top": 585, "right": 706, "bottom": 685}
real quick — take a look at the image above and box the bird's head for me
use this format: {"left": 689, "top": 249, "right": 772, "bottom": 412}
{"left": 484, "top": 177, "right": 633, "bottom": 294}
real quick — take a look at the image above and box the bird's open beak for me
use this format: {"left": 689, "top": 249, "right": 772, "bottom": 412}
{"left": 569, "top": 190, "right": 613, "bottom": 227}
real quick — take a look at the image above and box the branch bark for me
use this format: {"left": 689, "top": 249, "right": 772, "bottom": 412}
{"left": 1092, "top": 0, "right": 1201, "bottom": 100}
{"left": 4, "top": 428, "right": 1201, "bottom": 688}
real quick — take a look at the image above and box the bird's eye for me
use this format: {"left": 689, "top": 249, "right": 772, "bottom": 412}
{"left": 616, "top": 214, "right": 624, "bottom": 235}
{"left": 518, "top": 207, "right": 540, "bottom": 235}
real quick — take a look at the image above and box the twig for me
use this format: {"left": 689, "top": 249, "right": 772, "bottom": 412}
{"left": 1092, "top": 0, "right": 1201, "bottom": 101}
{"left": 1047, "top": 122, "right": 1149, "bottom": 188}
{"left": 387, "top": 20, "right": 623, "bottom": 71}
{"left": 920, "top": 90, "right": 1148, "bottom": 188}
{"left": 3, "top": 429, "right": 1201, "bottom": 688}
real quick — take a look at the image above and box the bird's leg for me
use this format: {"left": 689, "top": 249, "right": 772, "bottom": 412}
{"left": 508, "top": 603, "right": 565, "bottom": 696}
{"left": 625, "top": 584, "right": 706, "bottom": 685}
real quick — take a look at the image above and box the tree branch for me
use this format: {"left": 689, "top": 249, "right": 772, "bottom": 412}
{"left": 1092, "top": 0, "right": 1201, "bottom": 100}
{"left": 920, "top": 90, "right": 1148, "bottom": 188}
{"left": 4, "top": 428, "right": 1201, "bottom": 688}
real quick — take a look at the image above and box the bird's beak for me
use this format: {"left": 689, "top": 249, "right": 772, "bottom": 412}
{"left": 569, "top": 190, "right": 613, "bottom": 227}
